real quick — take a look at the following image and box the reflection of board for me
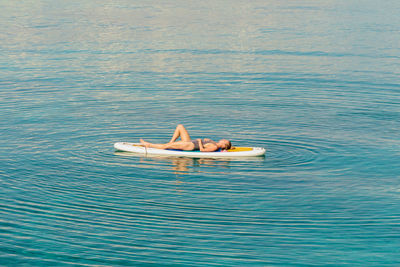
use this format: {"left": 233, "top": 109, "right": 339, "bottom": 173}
{"left": 114, "top": 142, "right": 266, "bottom": 158}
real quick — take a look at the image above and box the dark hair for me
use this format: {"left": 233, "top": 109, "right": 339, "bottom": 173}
{"left": 226, "top": 140, "right": 232, "bottom": 150}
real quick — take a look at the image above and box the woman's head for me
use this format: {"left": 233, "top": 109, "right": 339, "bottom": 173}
{"left": 218, "top": 139, "right": 232, "bottom": 150}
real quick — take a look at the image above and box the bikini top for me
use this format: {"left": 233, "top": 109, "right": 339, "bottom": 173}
{"left": 191, "top": 139, "right": 217, "bottom": 150}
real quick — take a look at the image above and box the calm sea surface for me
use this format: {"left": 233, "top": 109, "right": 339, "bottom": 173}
{"left": 1, "top": 0, "right": 400, "bottom": 266}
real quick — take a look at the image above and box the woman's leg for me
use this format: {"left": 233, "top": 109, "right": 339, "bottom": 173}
{"left": 140, "top": 139, "right": 194, "bottom": 150}
{"left": 169, "top": 124, "right": 191, "bottom": 143}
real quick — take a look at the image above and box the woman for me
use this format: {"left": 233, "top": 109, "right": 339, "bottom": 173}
{"left": 140, "top": 124, "right": 232, "bottom": 152}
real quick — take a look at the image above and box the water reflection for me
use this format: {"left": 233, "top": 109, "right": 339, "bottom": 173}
{"left": 114, "top": 151, "right": 264, "bottom": 174}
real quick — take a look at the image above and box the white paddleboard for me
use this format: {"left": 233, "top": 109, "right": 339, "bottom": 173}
{"left": 114, "top": 142, "right": 266, "bottom": 158}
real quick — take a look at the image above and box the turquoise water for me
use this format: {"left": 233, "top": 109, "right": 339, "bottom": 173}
{"left": 1, "top": 0, "right": 400, "bottom": 265}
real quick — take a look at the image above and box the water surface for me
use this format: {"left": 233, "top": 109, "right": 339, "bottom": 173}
{"left": 1, "top": 0, "right": 400, "bottom": 266}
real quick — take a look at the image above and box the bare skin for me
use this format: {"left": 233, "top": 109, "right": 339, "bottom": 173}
{"left": 140, "top": 124, "right": 231, "bottom": 152}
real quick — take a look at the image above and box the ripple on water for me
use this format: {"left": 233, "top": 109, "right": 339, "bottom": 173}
{"left": 53, "top": 130, "right": 354, "bottom": 178}
{"left": 261, "top": 139, "right": 319, "bottom": 169}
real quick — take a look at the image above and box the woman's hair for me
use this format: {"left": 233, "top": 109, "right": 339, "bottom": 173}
{"left": 225, "top": 140, "right": 232, "bottom": 150}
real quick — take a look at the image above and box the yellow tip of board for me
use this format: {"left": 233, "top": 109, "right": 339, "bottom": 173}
{"left": 227, "top": 147, "right": 253, "bottom": 152}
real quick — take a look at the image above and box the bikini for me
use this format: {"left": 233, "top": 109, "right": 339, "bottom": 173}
{"left": 191, "top": 139, "right": 217, "bottom": 150}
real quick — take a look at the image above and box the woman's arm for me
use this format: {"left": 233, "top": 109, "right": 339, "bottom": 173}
{"left": 197, "top": 139, "right": 218, "bottom": 152}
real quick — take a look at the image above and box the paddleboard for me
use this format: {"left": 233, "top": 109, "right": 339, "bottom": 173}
{"left": 114, "top": 142, "right": 266, "bottom": 158}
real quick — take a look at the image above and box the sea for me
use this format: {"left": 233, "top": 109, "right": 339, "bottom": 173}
{"left": 1, "top": 0, "right": 400, "bottom": 266}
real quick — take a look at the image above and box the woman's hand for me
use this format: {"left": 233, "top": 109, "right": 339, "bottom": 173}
{"left": 197, "top": 139, "right": 204, "bottom": 151}
{"left": 198, "top": 139, "right": 218, "bottom": 152}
